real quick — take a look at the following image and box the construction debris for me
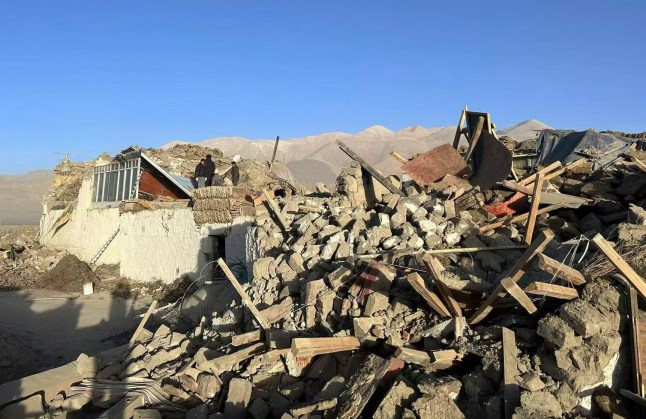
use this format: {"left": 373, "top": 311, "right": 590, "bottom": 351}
{"left": 3, "top": 113, "right": 646, "bottom": 418}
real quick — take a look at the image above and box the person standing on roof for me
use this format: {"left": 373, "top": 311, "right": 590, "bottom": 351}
{"left": 194, "top": 158, "right": 207, "bottom": 188}
{"left": 231, "top": 155, "right": 241, "bottom": 186}
{"left": 204, "top": 154, "right": 216, "bottom": 186}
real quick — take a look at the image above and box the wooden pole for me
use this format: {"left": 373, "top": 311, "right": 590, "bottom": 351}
{"left": 269, "top": 136, "right": 280, "bottom": 172}
{"left": 337, "top": 140, "right": 404, "bottom": 196}
{"left": 452, "top": 106, "right": 467, "bottom": 149}
{"left": 464, "top": 116, "right": 485, "bottom": 163}
{"left": 130, "top": 300, "right": 158, "bottom": 343}
{"left": 217, "top": 258, "right": 270, "bottom": 330}
{"left": 524, "top": 172, "right": 544, "bottom": 244}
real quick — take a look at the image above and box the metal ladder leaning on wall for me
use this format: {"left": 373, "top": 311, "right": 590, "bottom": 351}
{"left": 90, "top": 227, "right": 121, "bottom": 265}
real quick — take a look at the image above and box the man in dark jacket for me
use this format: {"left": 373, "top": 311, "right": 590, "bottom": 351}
{"left": 194, "top": 158, "right": 206, "bottom": 188}
{"left": 204, "top": 154, "right": 216, "bottom": 186}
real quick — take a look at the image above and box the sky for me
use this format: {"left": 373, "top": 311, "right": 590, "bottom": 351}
{"left": 0, "top": 1, "right": 645, "bottom": 174}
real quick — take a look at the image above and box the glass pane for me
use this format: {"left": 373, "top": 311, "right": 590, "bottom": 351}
{"left": 97, "top": 173, "right": 105, "bottom": 202}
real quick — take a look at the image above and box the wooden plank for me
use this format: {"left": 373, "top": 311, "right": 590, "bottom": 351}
{"left": 502, "top": 327, "right": 520, "bottom": 419}
{"left": 291, "top": 337, "right": 360, "bottom": 357}
{"left": 390, "top": 151, "right": 408, "bottom": 164}
{"left": 518, "top": 161, "right": 562, "bottom": 186}
{"left": 500, "top": 180, "right": 590, "bottom": 208}
{"left": 452, "top": 106, "right": 467, "bottom": 149}
{"left": 591, "top": 234, "right": 646, "bottom": 298}
{"left": 337, "top": 140, "right": 404, "bottom": 196}
{"left": 130, "top": 300, "right": 158, "bottom": 343}
{"left": 469, "top": 230, "right": 554, "bottom": 324}
{"left": 479, "top": 204, "right": 564, "bottom": 233}
{"left": 536, "top": 253, "right": 586, "bottom": 285}
{"left": 501, "top": 278, "right": 537, "bottom": 313}
{"left": 335, "top": 354, "right": 391, "bottom": 419}
{"left": 423, "top": 245, "right": 528, "bottom": 255}
{"left": 620, "top": 389, "right": 646, "bottom": 407}
{"left": 525, "top": 282, "right": 579, "bottom": 300}
{"left": 524, "top": 172, "right": 544, "bottom": 244}
{"left": 628, "top": 288, "right": 645, "bottom": 397}
{"left": 632, "top": 156, "right": 646, "bottom": 173}
{"left": 290, "top": 399, "right": 338, "bottom": 416}
{"left": 464, "top": 116, "right": 485, "bottom": 163}
{"left": 406, "top": 272, "right": 451, "bottom": 317}
{"left": 217, "top": 258, "right": 271, "bottom": 330}
{"left": 261, "top": 188, "right": 290, "bottom": 231}
{"left": 429, "top": 349, "right": 462, "bottom": 363}
{"left": 422, "top": 255, "right": 462, "bottom": 317}
{"left": 231, "top": 330, "right": 264, "bottom": 347}
{"left": 200, "top": 342, "right": 266, "bottom": 373}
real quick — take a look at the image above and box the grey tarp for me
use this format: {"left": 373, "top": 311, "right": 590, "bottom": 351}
{"left": 536, "top": 129, "right": 635, "bottom": 167}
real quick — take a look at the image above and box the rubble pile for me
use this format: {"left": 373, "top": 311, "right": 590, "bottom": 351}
{"left": 4, "top": 121, "right": 646, "bottom": 418}
{"left": 0, "top": 226, "right": 67, "bottom": 290}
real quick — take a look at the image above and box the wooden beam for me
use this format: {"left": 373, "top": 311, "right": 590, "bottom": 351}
{"left": 335, "top": 354, "right": 391, "bottom": 419}
{"left": 390, "top": 151, "right": 408, "bottom": 164}
{"left": 628, "top": 288, "right": 645, "bottom": 397}
{"left": 479, "top": 204, "right": 564, "bottom": 233}
{"left": 217, "top": 258, "right": 271, "bottom": 330}
{"left": 620, "top": 389, "right": 646, "bottom": 408}
{"left": 518, "top": 161, "right": 562, "bottom": 186}
{"left": 542, "top": 158, "right": 586, "bottom": 182}
{"left": 500, "top": 180, "right": 590, "bottom": 208}
{"left": 290, "top": 399, "right": 338, "bottom": 416}
{"left": 469, "top": 230, "right": 554, "bottom": 324}
{"left": 525, "top": 282, "right": 578, "bottom": 300}
{"left": 524, "top": 172, "right": 544, "bottom": 244}
{"left": 406, "top": 272, "right": 451, "bottom": 317}
{"left": 422, "top": 255, "right": 462, "bottom": 317}
{"left": 269, "top": 135, "right": 280, "bottom": 172}
{"left": 464, "top": 116, "right": 485, "bottom": 163}
{"left": 501, "top": 278, "right": 537, "bottom": 313}
{"left": 429, "top": 349, "right": 462, "bottom": 363}
{"left": 291, "top": 337, "right": 361, "bottom": 357}
{"left": 536, "top": 253, "right": 586, "bottom": 285}
{"left": 423, "top": 245, "right": 528, "bottom": 255}
{"left": 502, "top": 327, "right": 520, "bottom": 419}
{"left": 452, "top": 106, "right": 467, "bottom": 149}
{"left": 591, "top": 234, "right": 646, "bottom": 298}
{"left": 130, "top": 300, "right": 158, "bottom": 343}
{"left": 261, "top": 188, "right": 290, "bottom": 232}
{"left": 632, "top": 156, "right": 646, "bottom": 173}
{"left": 337, "top": 140, "right": 404, "bottom": 196}
{"left": 200, "top": 342, "right": 266, "bottom": 373}
{"left": 231, "top": 330, "right": 264, "bottom": 347}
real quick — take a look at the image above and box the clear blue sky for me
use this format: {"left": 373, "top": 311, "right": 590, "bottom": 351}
{"left": 1, "top": 1, "right": 645, "bottom": 173}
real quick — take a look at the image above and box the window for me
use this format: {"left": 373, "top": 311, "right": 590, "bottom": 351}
{"left": 92, "top": 158, "right": 141, "bottom": 203}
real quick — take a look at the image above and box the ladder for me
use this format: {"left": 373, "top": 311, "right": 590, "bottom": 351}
{"left": 90, "top": 227, "right": 121, "bottom": 265}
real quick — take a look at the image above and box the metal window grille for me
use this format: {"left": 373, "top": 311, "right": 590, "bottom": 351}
{"left": 92, "top": 158, "right": 141, "bottom": 203}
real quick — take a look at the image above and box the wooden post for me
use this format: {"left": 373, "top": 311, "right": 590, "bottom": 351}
{"left": 422, "top": 255, "right": 462, "bottom": 317}
{"left": 464, "top": 116, "right": 485, "bottom": 163}
{"left": 452, "top": 106, "right": 468, "bottom": 149}
{"left": 518, "top": 161, "right": 562, "bottom": 186}
{"left": 525, "top": 282, "right": 578, "bottom": 300}
{"left": 536, "top": 253, "right": 586, "bottom": 285}
{"left": 334, "top": 354, "right": 391, "bottom": 419}
{"left": 502, "top": 327, "right": 520, "bottom": 419}
{"left": 269, "top": 136, "right": 280, "bottom": 172}
{"left": 217, "top": 258, "right": 270, "bottom": 330}
{"left": 406, "top": 272, "right": 451, "bottom": 317}
{"left": 524, "top": 172, "right": 544, "bottom": 244}
{"left": 261, "top": 188, "right": 290, "bottom": 232}
{"left": 130, "top": 300, "right": 158, "bottom": 343}
{"left": 591, "top": 234, "right": 646, "bottom": 298}
{"left": 501, "top": 278, "right": 537, "bottom": 314}
{"left": 337, "top": 140, "right": 404, "bottom": 196}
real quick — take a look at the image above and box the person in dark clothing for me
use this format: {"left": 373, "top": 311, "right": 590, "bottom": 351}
{"left": 193, "top": 158, "right": 206, "bottom": 188}
{"left": 204, "top": 154, "right": 216, "bottom": 186}
{"left": 231, "top": 161, "right": 240, "bottom": 186}
{"left": 211, "top": 168, "right": 224, "bottom": 186}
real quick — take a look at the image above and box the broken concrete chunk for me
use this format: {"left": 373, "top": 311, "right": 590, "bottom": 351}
{"left": 412, "top": 394, "right": 464, "bottom": 419}
{"left": 76, "top": 353, "right": 99, "bottom": 379}
{"left": 537, "top": 315, "right": 581, "bottom": 349}
{"left": 519, "top": 390, "right": 563, "bottom": 418}
{"left": 224, "top": 378, "right": 253, "bottom": 419}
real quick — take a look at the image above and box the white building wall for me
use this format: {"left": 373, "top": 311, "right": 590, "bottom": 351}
{"left": 41, "top": 176, "right": 254, "bottom": 284}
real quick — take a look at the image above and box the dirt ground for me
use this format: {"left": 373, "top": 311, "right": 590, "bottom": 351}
{"left": 0, "top": 289, "right": 150, "bottom": 384}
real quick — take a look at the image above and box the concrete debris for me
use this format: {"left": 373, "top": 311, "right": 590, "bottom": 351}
{"left": 3, "top": 130, "right": 646, "bottom": 419}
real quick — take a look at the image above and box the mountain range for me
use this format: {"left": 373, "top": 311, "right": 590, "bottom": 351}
{"left": 0, "top": 119, "right": 551, "bottom": 225}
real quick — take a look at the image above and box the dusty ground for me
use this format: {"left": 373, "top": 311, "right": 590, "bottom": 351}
{"left": 0, "top": 289, "right": 150, "bottom": 384}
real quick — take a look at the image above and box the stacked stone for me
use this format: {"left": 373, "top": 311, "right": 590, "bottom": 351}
{"left": 192, "top": 186, "right": 254, "bottom": 225}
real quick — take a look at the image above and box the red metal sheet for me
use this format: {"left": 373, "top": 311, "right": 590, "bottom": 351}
{"left": 402, "top": 144, "right": 471, "bottom": 186}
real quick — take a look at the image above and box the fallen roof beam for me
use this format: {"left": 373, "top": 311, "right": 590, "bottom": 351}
{"left": 591, "top": 234, "right": 646, "bottom": 298}
{"left": 423, "top": 255, "right": 462, "bottom": 317}
{"left": 406, "top": 272, "right": 452, "bottom": 317}
{"left": 336, "top": 140, "right": 404, "bottom": 196}
{"left": 291, "top": 337, "right": 361, "bottom": 357}
{"left": 524, "top": 172, "right": 544, "bottom": 245}
{"left": 261, "top": 188, "right": 290, "bottom": 232}
{"left": 500, "top": 278, "right": 538, "bottom": 314}
{"left": 502, "top": 327, "right": 520, "bottom": 419}
{"left": 479, "top": 204, "right": 564, "bottom": 233}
